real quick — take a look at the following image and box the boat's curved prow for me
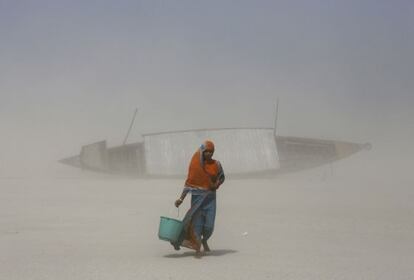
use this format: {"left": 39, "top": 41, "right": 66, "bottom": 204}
{"left": 275, "top": 136, "right": 371, "bottom": 173}
{"left": 59, "top": 155, "right": 82, "bottom": 168}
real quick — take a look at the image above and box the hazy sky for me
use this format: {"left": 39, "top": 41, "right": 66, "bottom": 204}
{"left": 1, "top": 0, "right": 413, "bottom": 176}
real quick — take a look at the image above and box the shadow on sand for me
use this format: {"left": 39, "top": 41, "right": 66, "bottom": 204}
{"left": 164, "top": 249, "right": 238, "bottom": 258}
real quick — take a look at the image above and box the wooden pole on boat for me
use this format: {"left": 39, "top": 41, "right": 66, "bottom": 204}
{"left": 123, "top": 108, "right": 138, "bottom": 145}
{"left": 273, "top": 97, "right": 279, "bottom": 137}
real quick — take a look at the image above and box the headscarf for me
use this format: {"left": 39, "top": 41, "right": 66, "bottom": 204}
{"left": 200, "top": 140, "right": 215, "bottom": 154}
{"left": 185, "top": 140, "right": 220, "bottom": 189}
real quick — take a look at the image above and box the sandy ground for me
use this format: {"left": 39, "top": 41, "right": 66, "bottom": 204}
{"left": 1, "top": 157, "right": 413, "bottom": 280}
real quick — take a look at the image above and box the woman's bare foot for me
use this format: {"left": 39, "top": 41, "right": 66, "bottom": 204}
{"left": 195, "top": 250, "right": 202, "bottom": 259}
{"left": 202, "top": 240, "right": 210, "bottom": 252}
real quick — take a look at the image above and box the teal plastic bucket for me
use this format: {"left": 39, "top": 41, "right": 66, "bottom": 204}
{"left": 158, "top": 216, "right": 183, "bottom": 242}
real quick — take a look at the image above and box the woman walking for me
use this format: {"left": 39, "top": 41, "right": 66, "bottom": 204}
{"left": 172, "top": 140, "right": 225, "bottom": 258}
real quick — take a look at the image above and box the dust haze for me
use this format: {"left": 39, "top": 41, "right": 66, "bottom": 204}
{"left": 1, "top": 1, "right": 413, "bottom": 279}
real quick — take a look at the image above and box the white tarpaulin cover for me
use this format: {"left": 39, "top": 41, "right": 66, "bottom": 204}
{"left": 143, "top": 128, "right": 279, "bottom": 175}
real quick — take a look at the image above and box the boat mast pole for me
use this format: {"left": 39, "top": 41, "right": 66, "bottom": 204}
{"left": 123, "top": 108, "right": 138, "bottom": 145}
{"left": 273, "top": 97, "right": 279, "bottom": 138}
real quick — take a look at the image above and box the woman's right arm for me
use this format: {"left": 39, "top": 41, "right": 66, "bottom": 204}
{"left": 174, "top": 187, "right": 190, "bottom": 207}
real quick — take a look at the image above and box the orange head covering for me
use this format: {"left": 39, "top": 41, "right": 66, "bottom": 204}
{"left": 185, "top": 140, "right": 219, "bottom": 189}
{"left": 200, "top": 140, "right": 215, "bottom": 153}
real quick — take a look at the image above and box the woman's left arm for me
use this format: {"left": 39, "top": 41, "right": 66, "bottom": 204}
{"left": 215, "top": 161, "right": 225, "bottom": 189}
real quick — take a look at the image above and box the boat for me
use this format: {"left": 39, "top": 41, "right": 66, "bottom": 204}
{"left": 59, "top": 126, "right": 371, "bottom": 178}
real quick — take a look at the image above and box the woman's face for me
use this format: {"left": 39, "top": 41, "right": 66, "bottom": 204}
{"left": 203, "top": 150, "right": 214, "bottom": 161}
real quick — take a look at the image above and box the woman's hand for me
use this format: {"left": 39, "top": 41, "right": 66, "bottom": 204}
{"left": 174, "top": 198, "right": 183, "bottom": 207}
{"left": 210, "top": 181, "right": 220, "bottom": 191}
